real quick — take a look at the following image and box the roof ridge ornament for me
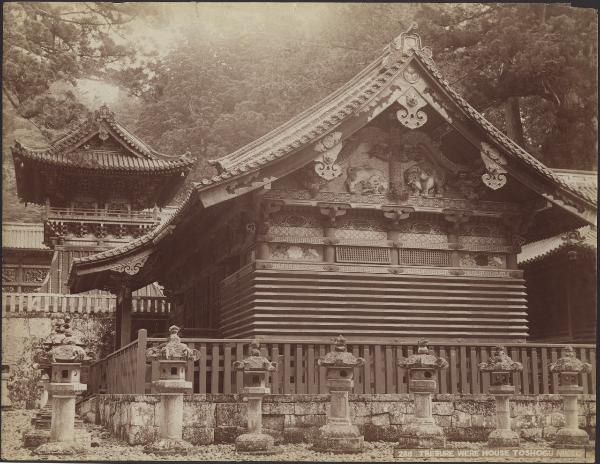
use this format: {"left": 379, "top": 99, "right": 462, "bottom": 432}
{"left": 383, "top": 23, "right": 433, "bottom": 69}
{"left": 95, "top": 104, "right": 115, "bottom": 122}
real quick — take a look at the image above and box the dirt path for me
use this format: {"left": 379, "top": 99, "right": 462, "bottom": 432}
{"left": 1, "top": 409, "right": 595, "bottom": 462}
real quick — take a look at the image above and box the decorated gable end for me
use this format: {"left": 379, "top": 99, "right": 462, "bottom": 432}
{"left": 69, "top": 26, "right": 596, "bottom": 345}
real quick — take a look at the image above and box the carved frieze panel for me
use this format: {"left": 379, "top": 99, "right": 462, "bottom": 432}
{"left": 458, "top": 235, "right": 507, "bottom": 248}
{"left": 346, "top": 166, "right": 388, "bottom": 195}
{"left": 399, "top": 233, "right": 449, "bottom": 248}
{"left": 459, "top": 252, "right": 506, "bottom": 269}
{"left": 23, "top": 268, "right": 48, "bottom": 283}
{"left": 2, "top": 267, "right": 17, "bottom": 283}
{"left": 269, "top": 244, "right": 323, "bottom": 262}
{"left": 269, "top": 208, "right": 323, "bottom": 237}
{"left": 2, "top": 285, "right": 17, "bottom": 293}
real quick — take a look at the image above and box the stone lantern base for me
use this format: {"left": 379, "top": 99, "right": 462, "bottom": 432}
{"left": 33, "top": 440, "right": 86, "bottom": 456}
{"left": 313, "top": 423, "right": 364, "bottom": 454}
{"left": 395, "top": 422, "right": 446, "bottom": 451}
{"left": 551, "top": 428, "right": 590, "bottom": 448}
{"left": 144, "top": 438, "right": 192, "bottom": 456}
{"left": 487, "top": 429, "right": 520, "bottom": 448}
{"left": 235, "top": 432, "right": 276, "bottom": 455}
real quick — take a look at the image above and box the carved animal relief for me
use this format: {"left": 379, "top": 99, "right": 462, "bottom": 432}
{"left": 346, "top": 166, "right": 388, "bottom": 195}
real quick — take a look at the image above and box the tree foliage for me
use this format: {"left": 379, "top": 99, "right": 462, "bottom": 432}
{"left": 414, "top": 3, "right": 597, "bottom": 169}
{"left": 2, "top": 2, "right": 156, "bottom": 135}
{"left": 7, "top": 338, "right": 45, "bottom": 409}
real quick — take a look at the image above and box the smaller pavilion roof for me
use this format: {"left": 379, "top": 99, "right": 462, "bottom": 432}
{"left": 12, "top": 104, "right": 194, "bottom": 174}
{"left": 518, "top": 226, "right": 596, "bottom": 265}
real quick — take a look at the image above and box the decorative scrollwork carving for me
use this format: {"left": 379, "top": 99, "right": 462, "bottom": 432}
{"left": 313, "top": 131, "right": 343, "bottom": 180}
{"left": 397, "top": 88, "right": 428, "bottom": 130}
{"left": 111, "top": 254, "right": 149, "bottom": 275}
{"left": 480, "top": 142, "right": 508, "bottom": 190}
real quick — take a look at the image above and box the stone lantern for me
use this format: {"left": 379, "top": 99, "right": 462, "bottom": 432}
{"left": 145, "top": 325, "right": 201, "bottom": 455}
{"left": 396, "top": 339, "right": 448, "bottom": 450}
{"left": 478, "top": 345, "right": 522, "bottom": 447}
{"left": 233, "top": 339, "right": 278, "bottom": 454}
{"left": 314, "top": 334, "right": 365, "bottom": 453}
{"left": 549, "top": 346, "right": 592, "bottom": 448}
{"left": 33, "top": 331, "right": 88, "bottom": 456}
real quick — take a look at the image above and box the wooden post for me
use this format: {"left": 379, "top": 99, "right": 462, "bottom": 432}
{"left": 116, "top": 285, "right": 133, "bottom": 349}
{"left": 136, "top": 329, "right": 148, "bottom": 394}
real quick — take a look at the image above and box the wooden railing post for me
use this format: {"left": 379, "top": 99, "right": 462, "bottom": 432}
{"left": 136, "top": 329, "right": 148, "bottom": 394}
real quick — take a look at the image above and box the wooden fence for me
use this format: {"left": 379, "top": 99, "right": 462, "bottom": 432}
{"left": 88, "top": 330, "right": 148, "bottom": 394}
{"left": 87, "top": 330, "right": 595, "bottom": 396}
{"left": 1, "top": 292, "right": 170, "bottom": 315}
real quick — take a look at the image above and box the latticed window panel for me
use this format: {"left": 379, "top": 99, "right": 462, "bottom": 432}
{"left": 335, "top": 246, "right": 391, "bottom": 264}
{"left": 398, "top": 249, "right": 451, "bottom": 267}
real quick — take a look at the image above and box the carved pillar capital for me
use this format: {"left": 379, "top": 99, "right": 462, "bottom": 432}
{"left": 443, "top": 209, "right": 472, "bottom": 232}
{"left": 382, "top": 206, "right": 415, "bottom": 228}
{"left": 318, "top": 203, "right": 350, "bottom": 227}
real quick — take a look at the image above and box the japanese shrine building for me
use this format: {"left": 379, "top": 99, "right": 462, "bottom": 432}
{"left": 67, "top": 29, "right": 597, "bottom": 346}
{"left": 7, "top": 105, "right": 196, "bottom": 338}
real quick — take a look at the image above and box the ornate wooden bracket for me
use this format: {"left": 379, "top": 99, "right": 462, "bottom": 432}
{"left": 382, "top": 206, "right": 415, "bottom": 227}
{"left": 443, "top": 209, "right": 472, "bottom": 234}
{"left": 480, "top": 142, "right": 508, "bottom": 190}
{"left": 111, "top": 254, "right": 149, "bottom": 276}
{"left": 502, "top": 211, "right": 535, "bottom": 249}
{"left": 258, "top": 200, "right": 283, "bottom": 234}
{"left": 318, "top": 203, "right": 350, "bottom": 226}
{"left": 313, "top": 132, "right": 343, "bottom": 180}
{"left": 397, "top": 87, "right": 428, "bottom": 130}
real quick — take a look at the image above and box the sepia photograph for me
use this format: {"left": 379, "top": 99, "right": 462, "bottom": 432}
{"left": 1, "top": 2, "right": 597, "bottom": 462}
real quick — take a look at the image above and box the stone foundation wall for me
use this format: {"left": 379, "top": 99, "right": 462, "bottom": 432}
{"left": 90, "top": 393, "right": 596, "bottom": 446}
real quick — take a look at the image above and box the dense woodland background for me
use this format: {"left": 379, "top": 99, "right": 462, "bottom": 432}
{"left": 2, "top": 3, "right": 598, "bottom": 222}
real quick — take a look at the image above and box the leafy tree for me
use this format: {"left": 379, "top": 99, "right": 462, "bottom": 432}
{"left": 414, "top": 3, "right": 597, "bottom": 169}
{"left": 7, "top": 338, "right": 45, "bottom": 409}
{"left": 2, "top": 2, "right": 156, "bottom": 136}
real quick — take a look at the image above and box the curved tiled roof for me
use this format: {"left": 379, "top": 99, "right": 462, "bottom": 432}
{"left": 552, "top": 169, "right": 597, "bottom": 202}
{"left": 518, "top": 226, "right": 596, "bottom": 265}
{"left": 196, "top": 48, "right": 595, "bottom": 211}
{"left": 12, "top": 144, "right": 194, "bottom": 173}
{"left": 13, "top": 104, "right": 195, "bottom": 173}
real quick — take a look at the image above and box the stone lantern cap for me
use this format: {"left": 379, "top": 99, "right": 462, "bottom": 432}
{"left": 549, "top": 346, "right": 592, "bottom": 374}
{"left": 233, "top": 339, "right": 277, "bottom": 372}
{"left": 145, "top": 325, "right": 201, "bottom": 361}
{"left": 398, "top": 339, "right": 448, "bottom": 370}
{"left": 317, "top": 335, "right": 365, "bottom": 368}
{"left": 48, "top": 331, "right": 88, "bottom": 363}
{"left": 479, "top": 345, "right": 523, "bottom": 372}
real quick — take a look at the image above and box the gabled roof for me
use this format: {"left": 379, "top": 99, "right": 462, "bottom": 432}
{"left": 12, "top": 105, "right": 195, "bottom": 174}
{"left": 2, "top": 223, "right": 49, "bottom": 250}
{"left": 518, "top": 226, "right": 596, "bottom": 265}
{"left": 69, "top": 26, "right": 597, "bottom": 293}
{"left": 195, "top": 35, "right": 594, "bottom": 215}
